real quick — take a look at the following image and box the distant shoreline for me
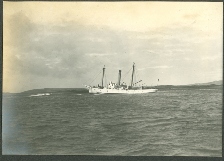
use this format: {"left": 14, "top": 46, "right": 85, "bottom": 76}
{"left": 149, "top": 84, "right": 222, "bottom": 90}
{"left": 3, "top": 84, "right": 222, "bottom": 94}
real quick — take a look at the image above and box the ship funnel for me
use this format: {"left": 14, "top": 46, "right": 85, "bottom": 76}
{"left": 131, "top": 62, "right": 135, "bottom": 86}
{"left": 102, "top": 65, "right": 105, "bottom": 87}
{"left": 118, "top": 70, "right": 121, "bottom": 85}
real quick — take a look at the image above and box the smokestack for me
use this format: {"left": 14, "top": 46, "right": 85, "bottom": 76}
{"left": 102, "top": 65, "right": 105, "bottom": 87}
{"left": 118, "top": 70, "right": 121, "bottom": 85}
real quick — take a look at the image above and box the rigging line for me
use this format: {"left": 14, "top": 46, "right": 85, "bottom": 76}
{"left": 136, "top": 70, "right": 140, "bottom": 82}
{"left": 136, "top": 70, "right": 141, "bottom": 80}
{"left": 135, "top": 66, "right": 142, "bottom": 85}
{"left": 136, "top": 67, "right": 143, "bottom": 87}
{"left": 85, "top": 67, "right": 102, "bottom": 84}
{"left": 104, "top": 73, "right": 107, "bottom": 87}
{"left": 121, "top": 67, "right": 132, "bottom": 83}
{"left": 89, "top": 71, "right": 102, "bottom": 85}
{"left": 135, "top": 64, "right": 137, "bottom": 86}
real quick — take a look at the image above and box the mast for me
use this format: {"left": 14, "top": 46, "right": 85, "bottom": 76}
{"left": 131, "top": 62, "right": 135, "bottom": 86}
{"left": 118, "top": 70, "right": 121, "bottom": 85}
{"left": 102, "top": 65, "right": 105, "bottom": 87}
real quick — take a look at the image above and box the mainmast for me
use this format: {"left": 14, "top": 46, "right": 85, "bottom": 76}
{"left": 102, "top": 65, "right": 105, "bottom": 87}
{"left": 117, "top": 70, "right": 121, "bottom": 85}
{"left": 131, "top": 62, "right": 135, "bottom": 86}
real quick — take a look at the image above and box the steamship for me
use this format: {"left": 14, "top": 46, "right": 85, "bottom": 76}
{"left": 85, "top": 63, "right": 158, "bottom": 94}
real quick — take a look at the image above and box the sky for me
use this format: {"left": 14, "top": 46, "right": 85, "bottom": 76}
{"left": 3, "top": 2, "right": 223, "bottom": 93}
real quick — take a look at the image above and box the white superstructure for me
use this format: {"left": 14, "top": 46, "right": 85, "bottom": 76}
{"left": 85, "top": 86, "right": 157, "bottom": 94}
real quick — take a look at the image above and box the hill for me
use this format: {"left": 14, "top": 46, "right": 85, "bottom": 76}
{"left": 191, "top": 80, "right": 222, "bottom": 86}
{"left": 4, "top": 80, "right": 222, "bottom": 94}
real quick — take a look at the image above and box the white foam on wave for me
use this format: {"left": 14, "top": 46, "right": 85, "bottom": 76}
{"left": 29, "top": 93, "right": 51, "bottom": 97}
{"left": 94, "top": 93, "right": 104, "bottom": 95}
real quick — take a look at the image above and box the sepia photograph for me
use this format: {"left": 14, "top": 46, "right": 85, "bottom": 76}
{"left": 2, "top": 1, "right": 223, "bottom": 156}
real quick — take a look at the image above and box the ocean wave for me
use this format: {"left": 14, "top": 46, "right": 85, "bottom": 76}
{"left": 29, "top": 93, "right": 51, "bottom": 97}
{"left": 94, "top": 93, "right": 104, "bottom": 95}
{"left": 4, "top": 88, "right": 222, "bottom": 156}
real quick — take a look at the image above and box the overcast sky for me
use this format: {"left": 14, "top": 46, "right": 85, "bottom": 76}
{"left": 3, "top": 2, "right": 223, "bottom": 93}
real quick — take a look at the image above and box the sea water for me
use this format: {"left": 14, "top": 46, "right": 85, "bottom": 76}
{"left": 2, "top": 87, "right": 222, "bottom": 156}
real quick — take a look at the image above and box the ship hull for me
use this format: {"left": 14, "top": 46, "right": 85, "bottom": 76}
{"left": 86, "top": 86, "right": 157, "bottom": 94}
